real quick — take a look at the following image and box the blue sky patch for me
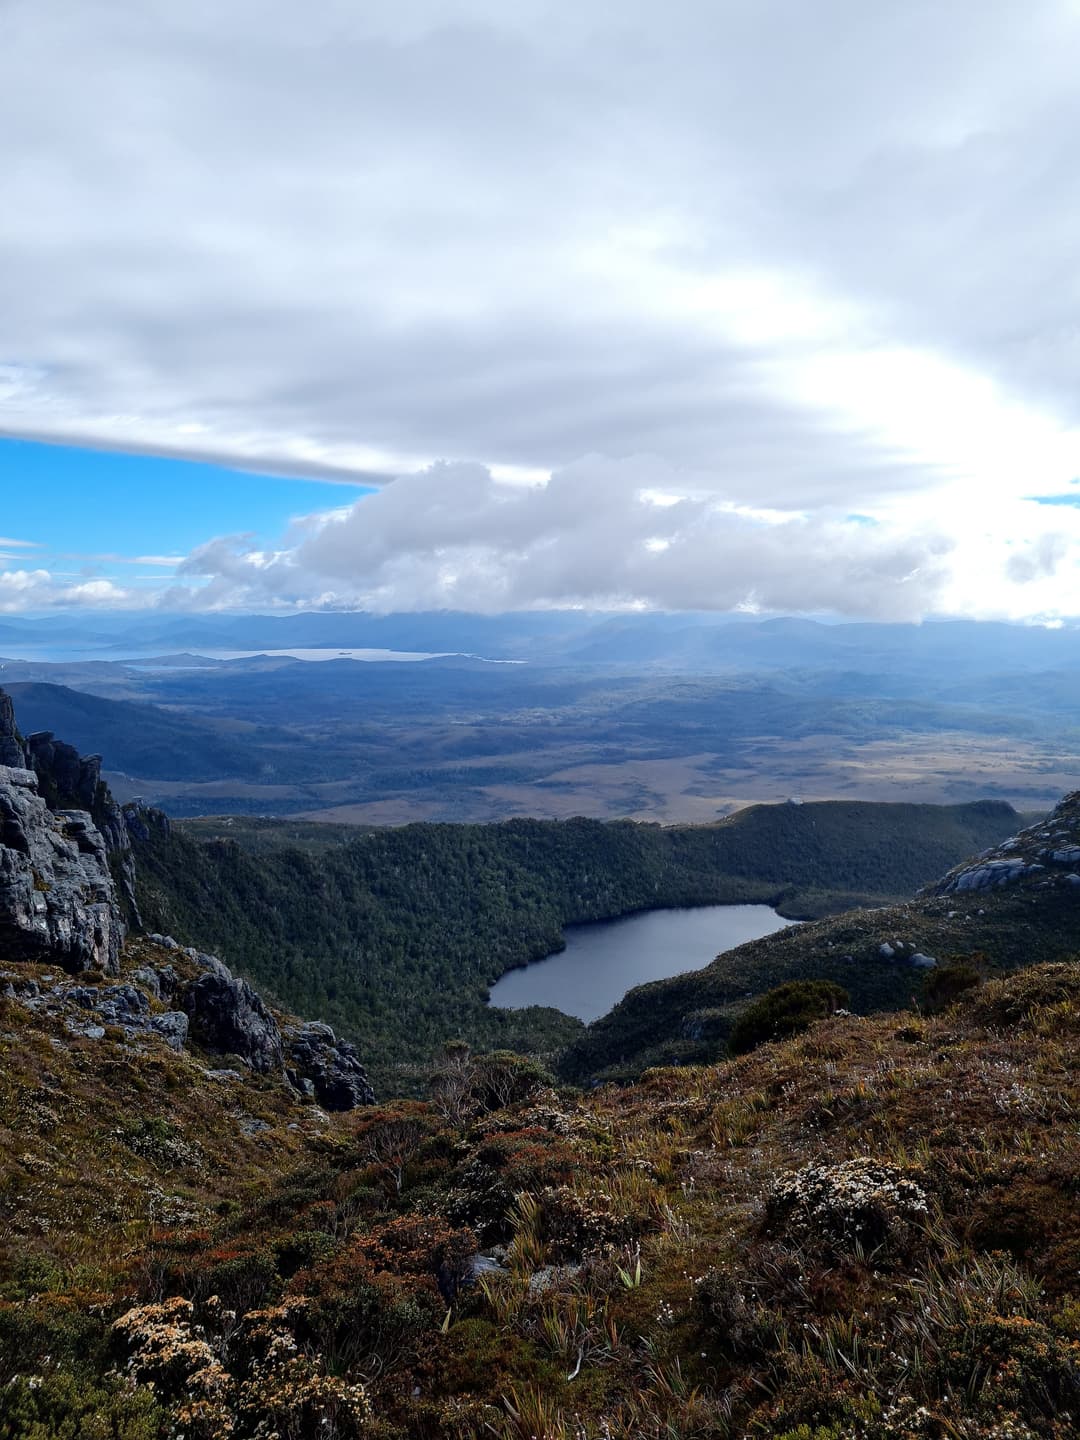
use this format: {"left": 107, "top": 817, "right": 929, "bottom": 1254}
{"left": 1027, "top": 494, "right": 1080, "bottom": 508}
{"left": 0, "top": 438, "right": 373, "bottom": 584}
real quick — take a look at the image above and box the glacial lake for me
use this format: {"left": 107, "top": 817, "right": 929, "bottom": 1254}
{"left": 489, "top": 904, "right": 793, "bottom": 1023}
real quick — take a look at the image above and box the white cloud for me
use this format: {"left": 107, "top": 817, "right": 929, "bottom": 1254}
{"left": 7, "top": 2, "right": 1080, "bottom": 616}
{"left": 0, "top": 569, "right": 132, "bottom": 613}
{"left": 171, "top": 457, "right": 952, "bottom": 619}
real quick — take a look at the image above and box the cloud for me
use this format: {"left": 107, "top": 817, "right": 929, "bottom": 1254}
{"left": 63, "top": 553, "right": 188, "bottom": 568}
{"left": 7, "top": 2, "right": 1080, "bottom": 616}
{"left": 171, "top": 457, "right": 953, "bottom": 619}
{"left": 1006, "top": 532, "right": 1070, "bottom": 584}
{"left": 0, "top": 569, "right": 131, "bottom": 613}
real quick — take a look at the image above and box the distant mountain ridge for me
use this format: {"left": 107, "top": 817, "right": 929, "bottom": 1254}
{"left": 7, "top": 607, "right": 1080, "bottom": 671}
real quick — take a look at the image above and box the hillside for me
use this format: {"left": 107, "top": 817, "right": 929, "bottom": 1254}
{"left": 2, "top": 681, "right": 295, "bottom": 784}
{"left": 2, "top": 954, "right": 1078, "bottom": 1438}
{"left": 2, "top": 686, "right": 1080, "bottom": 1436}
{"left": 563, "top": 794, "right": 1080, "bottom": 1080}
{"left": 131, "top": 799, "right": 1020, "bottom": 1091}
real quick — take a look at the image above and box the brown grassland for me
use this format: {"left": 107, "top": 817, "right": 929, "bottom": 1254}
{"left": 293, "top": 733, "right": 1080, "bottom": 827}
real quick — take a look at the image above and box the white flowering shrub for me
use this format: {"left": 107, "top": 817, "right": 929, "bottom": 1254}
{"left": 767, "top": 1157, "right": 929, "bottom": 1252}
{"left": 111, "top": 1296, "right": 372, "bottom": 1439}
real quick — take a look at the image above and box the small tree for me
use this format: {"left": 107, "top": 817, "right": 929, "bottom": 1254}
{"left": 471, "top": 1050, "right": 553, "bottom": 1112}
{"left": 728, "top": 980, "right": 849, "bottom": 1056}
{"left": 429, "top": 1044, "right": 553, "bottom": 1125}
{"left": 923, "top": 957, "right": 983, "bottom": 1012}
{"left": 429, "top": 1040, "right": 478, "bottom": 1127}
{"left": 354, "top": 1103, "right": 430, "bottom": 1197}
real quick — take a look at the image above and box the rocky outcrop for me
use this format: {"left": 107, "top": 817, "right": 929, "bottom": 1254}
{"left": 24, "top": 730, "right": 144, "bottom": 927}
{"left": 0, "top": 690, "right": 179, "bottom": 969}
{"left": 1, "top": 968, "right": 189, "bottom": 1047}
{"left": 874, "top": 939, "right": 937, "bottom": 969}
{"left": 153, "top": 942, "right": 373, "bottom": 1102}
{"left": 63, "top": 979, "right": 189, "bottom": 1049}
{"left": 0, "top": 692, "right": 27, "bottom": 768}
{"left": 286, "top": 1021, "right": 376, "bottom": 1110}
{"left": 0, "top": 691, "right": 142, "bottom": 972}
{"left": 183, "top": 959, "right": 285, "bottom": 1074}
{"left": 145, "top": 935, "right": 374, "bottom": 1105}
{"left": 150, "top": 1010, "right": 190, "bottom": 1050}
{"left": 927, "top": 791, "right": 1080, "bottom": 897}
{"left": 24, "top": 730, "right": 105, "bottom": 813}
{"left": 0, "top": 763, "right": 125, "bottom": 973}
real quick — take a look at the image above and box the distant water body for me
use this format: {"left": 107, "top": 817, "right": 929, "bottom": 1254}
{"left": 178, "top": 647, "right": 443, "bottom": 664}
{"left": 0, "top": 645, "right": 448, "bottom": 666}
{"left": 489, "top": 904, "right": 793, "bottom": 1023}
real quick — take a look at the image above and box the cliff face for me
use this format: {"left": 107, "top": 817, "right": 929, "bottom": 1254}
{"left": 0, "top": 687, "right": 375, "bottom": 1106}
{"left": 0, "top": 706, "right": 128, "bottom": 973}
{"left": 0, "top": 690, "right": 25, "bottom": 768}
{"left": 0, "top": 685, "right": 170, "bottom": 970}
{"left": 0, "top": 763, "right": 126, "bottom": 972}
{"left": 24, "top": 726, "right": 145, "bottom": 925}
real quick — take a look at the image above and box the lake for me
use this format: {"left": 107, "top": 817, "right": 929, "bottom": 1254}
{"left": 489, "top": 904, "right": 793, "bottom": 1023}
{"left": 0, "top": 645, "right": 447, "bottom": 665}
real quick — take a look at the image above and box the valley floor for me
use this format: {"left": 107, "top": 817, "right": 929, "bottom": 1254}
{"left": 294, "top": 732, "right": 1079, "bottom": 827}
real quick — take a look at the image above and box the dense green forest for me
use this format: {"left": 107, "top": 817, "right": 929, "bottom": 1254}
{"left": 133, "top": 799, "right": 1018, "bottom": 1092}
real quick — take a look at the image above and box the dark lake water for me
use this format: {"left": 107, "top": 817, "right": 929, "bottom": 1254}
{"left": 488, "top": 904, "right": 793, "bottom": 1023}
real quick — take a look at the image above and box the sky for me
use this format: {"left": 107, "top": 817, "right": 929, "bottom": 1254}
{"left": 5, "top": 0, "right": 1080, "bottom": 619}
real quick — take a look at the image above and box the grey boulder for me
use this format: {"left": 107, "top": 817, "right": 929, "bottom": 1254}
{"left": 150, "top": 1011, "right": 190, "bottom": 1051}
{"left": 183, "top": 966, "right": 284, "bottom": 1073}
{"left": 285, "top": 1020, "right": 376, "bottom": 1110}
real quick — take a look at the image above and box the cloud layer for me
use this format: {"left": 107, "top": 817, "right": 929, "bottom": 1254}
{"left": 7, "top": 2, "right": 1080, "bottom": 616}
{"left": 171, "top": 458, "right": 947, "bottom": 618}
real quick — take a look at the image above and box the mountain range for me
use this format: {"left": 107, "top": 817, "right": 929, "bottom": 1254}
{"left": 5, "top": 607, "right": 1080, "bottom": 824}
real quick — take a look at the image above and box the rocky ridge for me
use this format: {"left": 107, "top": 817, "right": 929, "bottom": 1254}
{"left": 926, "top": 789, "right": 1080, "bottom": 895}
{"left": 0, "top": 687, "right": 374, "bottom": 1110}
{"left": 0, "top": 936, "right": 375, "bottom": 1110}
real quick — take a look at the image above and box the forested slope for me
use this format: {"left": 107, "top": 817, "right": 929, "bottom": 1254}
{"left": 133, "top": 799, "right": 1019, "bottom": 1090}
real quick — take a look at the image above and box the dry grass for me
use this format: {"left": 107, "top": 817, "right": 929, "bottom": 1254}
{"left": 3, "top": 959, "right": 1080, "bottom": 1438}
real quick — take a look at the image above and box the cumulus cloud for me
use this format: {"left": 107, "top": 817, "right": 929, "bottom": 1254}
{"left": 1006, "top": 532, "right": 1070, "bottom": 584}
{"left": 6, "top": 2, "right": 1080, "bottom": 616}
{"left": 171, "top": 457, "right": 953, "bottom": 619}
{"left": 0, "top": 570, "right": 131, "bottom": 613}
